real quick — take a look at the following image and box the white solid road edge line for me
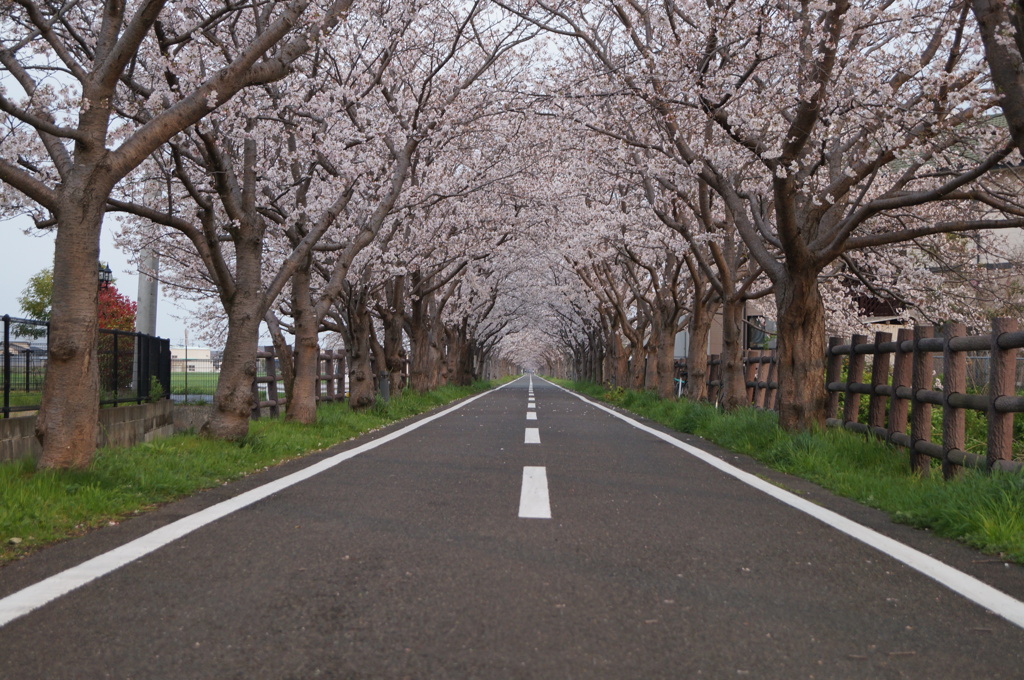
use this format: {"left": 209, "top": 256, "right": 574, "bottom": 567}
{"left": 540, "top": 376, "right": 1024, "bottom": 631}
{"left": 519, "top": 466, "right": 551, "bottom": 519}
{"left": 0, "top": 376, "right": 525, "bottom": 629}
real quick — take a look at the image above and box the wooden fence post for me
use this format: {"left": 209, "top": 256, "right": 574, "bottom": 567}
{"left": 888, "top": 328, "right": 913, "bottom": 448}
{"left": 264, "top": 345, "right": 280, "bottom": 419}
{"left": 250, "top": 353, "right": 263, "bottom": 421}
{"left": 754, "top": 352, "right": 768, "bottom": 409}
{"left": 844, "top": 334, "right": 868, "bottom": 427}
{"left": 825, "top": 337, "right": 843, "bottom": 420}
{"left": 910, "top": 326, "right": 934, "bottom": 476}
{"left": 988, "top": 317, "right": 1018, "bottom": 470}
{"left": 707, "top": 355, "right": 721, "bottom": 406}
{"left": 942, "top": 323, "right": 966, "bottom": 479}
{"left": 745, "top": 350, "right": 759, "bottom": 405}
{"left": 868, "top": 331, "right": 893, "bottom": 434}
{"left": 324, "top": 351, "right": 335, "bottom": 402}
{"left": 766, "top": 352, "right": 779, "bottom": 411}
{"left": 340, "top": 352, "right": 349, "bottom": 399}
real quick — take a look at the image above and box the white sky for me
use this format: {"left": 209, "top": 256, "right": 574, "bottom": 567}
{"left": 1, "top": 215, "right": 195, "bottom": 345}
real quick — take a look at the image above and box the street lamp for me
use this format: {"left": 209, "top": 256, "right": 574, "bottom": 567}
{"left": 98, "top": 263, "right": 113, "bottom": 289}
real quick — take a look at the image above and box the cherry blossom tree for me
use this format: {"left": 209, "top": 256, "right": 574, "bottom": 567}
{"left": 503, "top": 0, "right": 1024, "bottom": 430}
{"left": 256, "top": 0, "right": 537, "bottom": 413}
{"left": 1, "top": 0, "right": 353, "bottom": 466}
{"left": 971, "top": 0, "right": 1024, "bottom": 154}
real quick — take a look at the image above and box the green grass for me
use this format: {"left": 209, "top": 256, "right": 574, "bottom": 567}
{"left": 556, "top": 379, "right": 1024, "bottom": 563}
{"left": 835, "top": 366, "right": 1024, "bottom": 461}
{"left": 170, "top": 371, "right": 220, "bottom": 395}
{"left": 0, "top": 379, "right": 505, "bottom": 564}
{"left": 2, "top": 392, "right": 42, "bottom": 409}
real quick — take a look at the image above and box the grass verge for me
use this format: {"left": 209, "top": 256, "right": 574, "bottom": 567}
{"left": 554, "top": 379, "right": 1024, "bottom": 564}
{"left": 0, "top": 379, "right": 505, "bottom": 565}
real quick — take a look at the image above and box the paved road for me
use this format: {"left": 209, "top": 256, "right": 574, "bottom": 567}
{"left": 1, "top": 376, "right": 1023, "bottom": 678}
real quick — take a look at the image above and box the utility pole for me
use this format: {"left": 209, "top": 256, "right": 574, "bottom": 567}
{"left": 136, "top": 249, "right": 159, "bottom": 336}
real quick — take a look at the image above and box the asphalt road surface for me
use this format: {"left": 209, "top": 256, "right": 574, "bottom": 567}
{"left": 2, "top": 375, "right": 1023, "bottom": 678}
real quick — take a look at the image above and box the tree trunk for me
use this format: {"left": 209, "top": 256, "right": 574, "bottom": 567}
{"left": 719, "top": 297, "right": 748, "bottom": 411}
{"left": 644, "top": 332, "right": 660, "bottom": 391}
{"left": 266, "top": 316, "right": 296, "bottom": 409}
{"left": 685, "top": 301, "right": 716, "bottom": 402}
{"left": 458, "top": 333, "right": 475, "bottom": 386}
{"left": 444, "top": 326, "right": 461, "bottom": 385}
{"left": 201, "top": 294, "right": 264, "bottom": 440}
{"left": 591, "top": 335, "right": 605, "bottom": 383}
{"left": 381, "top": 277, "right": 407, "bottom": 393}
{"left": 775, "top": 269, "right": 827, "bottom": 431}
{"left": 432, "top": 333, "right": 447, "bottom": 388}
{"left": 407, "top": 290, "right": 440, "bottom": 392}
{"left": 286, "top": 265, "right": 321, "bottom": 424}
{"left": 345, "top": 296, "right": 376, "bottom": 410}
{"left": 451, "top": 322, "right": 473, "bottom": 386}
{"left": 408, "top": 325, "right": 431, "bottom": 392}
{"left": 408, "top": 320, "right": 434, "bottom": 392}
{"left": 970, "top": 0, "right": 1024, "bottom": 157}
{"left": 649, "top": 293, "right": 684, "bottom": 399}
{"left": 202, "top": 231, "right": 266, "bottom": 440}
{"left": 656, "top": 323, "right": 677, "bottom": 399}
{"left": 475, "top": 345, "right": 491, "bottom": 382}
{"left": 36, "top": 172, "right": 110, "bottom": 469}
{"left": 628, "top": 343, "right": 646, "bottom": 390}
{"left": 385, "top": 326, "right": 406, "bottom": 393}
{"left": 369, "top": 323, "right": 387, "bottom": 392}
{"left": 610, "top": 331, "right": 630, "bottom": 386}
{"left": 602, "top": 336, "right": 614, "bottom": 383}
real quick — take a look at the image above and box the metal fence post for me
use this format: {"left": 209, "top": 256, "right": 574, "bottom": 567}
{"left": 3, "top": 315, "right": 9, "bottom": 419}
{"left": 138, "top": 333, "right": 149, "bottom": 403}
{"left": 159, "top": 338, "right": 171, "bottom": 399}
{"left": 113, "top": 327, "right": 120, "bottom": 399}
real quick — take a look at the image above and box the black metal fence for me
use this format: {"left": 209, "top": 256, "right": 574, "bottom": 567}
{"left": 2, "top": 314, "right": 171, "bottom": 418}
{"left": 169, "top": 352, "right": 220, "bottom": 403}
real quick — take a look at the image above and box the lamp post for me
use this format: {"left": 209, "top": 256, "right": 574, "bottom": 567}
{"left": 98, "top": 263, "right": 113, "bottom": 290}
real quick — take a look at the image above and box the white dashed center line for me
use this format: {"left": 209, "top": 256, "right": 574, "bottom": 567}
{"left": 526, "top": 412, "right": 537, "bottom": 421}
{"left": 519, "top": 466, "right": 551, "bottom": 519}
{"left": 525, "top": 428, "right": 540, "bottom": 444}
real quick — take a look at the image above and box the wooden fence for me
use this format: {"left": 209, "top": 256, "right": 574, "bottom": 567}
{"left": 249, "top": 347, "right": 411, "bottom": 419}
{"left": 825, "top": 318, "right": 1024, "bottom": 476}
{"left": 675, "top": 317, "right": 1024, "bottom": 475}
{"left": 250, "top": 347, "right": 347, "bottom": 419}
{"left": 675, "top": 351, "right": 780, "bottom": 410}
